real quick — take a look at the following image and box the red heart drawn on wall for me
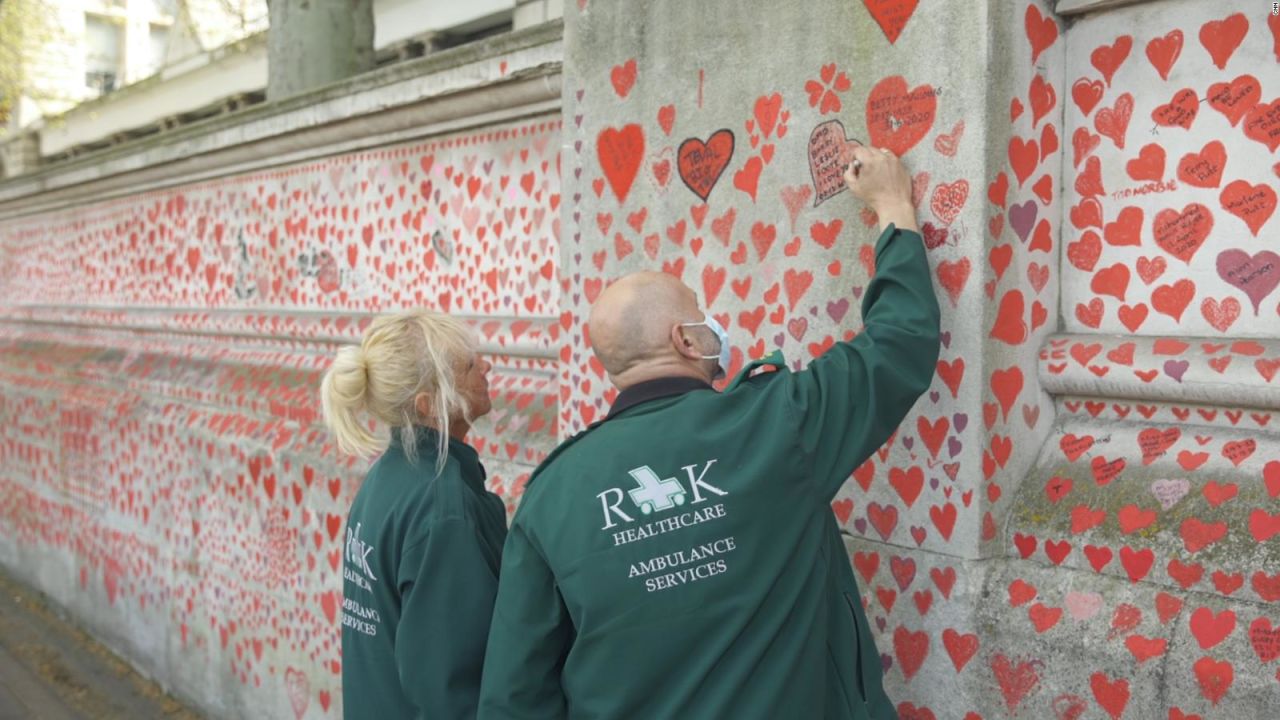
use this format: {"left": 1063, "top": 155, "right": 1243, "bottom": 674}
{"left": 733, "top": 156, "right": 764, "bottom": 202}
{"left": 1090, "top": 672, "right": 1130, "bottom": 720}
{"left": 807, "top": 120, "right": 859, "bottom": 206}
{"left": 596, "top": 124, "right": 645, "bottom": 203}
{"left": 991, "top": 653, "right": 1041, "bottom": 714}
{"left": 1024, "top": 5, "right": 1058, "bottom": 64}
{"left": 935, "top": 259, "right": 970, "bottom": 308}
{"left": 1145, "top": 30, "right": 1183, "bottom": 81}
{"left": 1206, "top": 74, "right": 1260, "bottom": 127}
{"left": 1126, "top": 143, "right": 1165, "bottom": 182}
{"left": 1104, "top": 206, "right": 1143, "bottom": 247}
{"left": 1071, "top": 78, "right": 1104, "bottom": 117}
{"left": 862, "top": 0, "right": 919, "bottom": 44}
{"left": 657, "top": 104, "right": 676, "bottom": 135}
{"left": 1067, "top": 231, "right": 1102, "bottom": 271}
{"left": 866, "top": 76, "right": 937, "bottom": 157}
{"left": 1219, "top": 180, "right": 1277, "bottom": 236}
{"left": 1094, "top": 93, "right": 1134, "bottom": 150}
{"left": 1154, "top": 203, "right": 1213, "bottom": 263}
{"left": 1152, "top": 88, "right": 1199, "bottom": 129}
{"left": 1190, "top": 607, "right": 1236, "bottom": 650}
{"left": 930, "top": 180, "right": 969, "bottom": 226}
{"left": 942, "top": 629, "right": 978, "bottom": 672}
{"left": 1153, "top": 279, "right": 1195, "bottom": 320}
{"left": 1247, "top": 618, "right": 1280, "bottom": 663}
{"left": 1091, "top": 263, "right": 1130, "bottom": 301}
{"left": 1070, "top": 127, "right": 1100, "bottom": 167}
{"left": 1029, "top": 75, "right": 1056, "bottom": 128}
{"left": 990, "top": 290, "right": 1028, "bottom": 346}
{"left": 1136, "top": 255, "right": 1167, "bottom": 285}
{"left": 1176, "top": 140, "right": 1226, "bottom": 189}
{"left": 1271, "top": 10, "right": 1280, "bottom": 61}
{"left": 1074, "top": 156, "right": 1105, "bottom": 198}
{"left": 677, "top": 130, "right": 735, "bottom": 202}
{"left": 1244, "top": 99, "right": 1280, "bottom": 152}
{"left": 610, "top": 58, "right": 637, "bottom": 98}
{"left": 1090, "top": 35, "right": 1133, "bottom": 86}
{"left": 1192, "top": 656, "right": 1234, "bottom": 705}
{"left": 1199, "top": 13, "right": 1249, "bottom": 70}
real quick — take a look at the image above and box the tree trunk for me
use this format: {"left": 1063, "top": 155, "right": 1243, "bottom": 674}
{"left": 267, "top": 0, "right": 375, "bottom": 101}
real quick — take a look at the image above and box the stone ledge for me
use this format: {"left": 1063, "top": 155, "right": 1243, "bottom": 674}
{"left": 0, "top": 308, "right": 559, "bottom": 359}
{"left": 839, "top": 535, "right": 1278, "bottom": 719}
{"left": 1009, "top": 414, "right": 1279, "bottom": 604}
{"left": 1039, "top": 334, "right": 1280, "bottom": 410}
{"left": 0, "top": 21, "right": 564, "bottom": 218}
{"left": 0, "top": 329, "right": 558, "bottom": 472}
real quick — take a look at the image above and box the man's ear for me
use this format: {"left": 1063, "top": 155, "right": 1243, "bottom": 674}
{"left": 671, "top": 323, "right": 701, "bottom": 361}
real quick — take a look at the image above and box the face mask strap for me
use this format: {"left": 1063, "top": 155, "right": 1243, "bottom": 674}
{"left": 678, "top": 321, "right": 722, "bottom": 361}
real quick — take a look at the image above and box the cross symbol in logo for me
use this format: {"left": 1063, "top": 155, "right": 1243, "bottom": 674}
{"left": 626, "top": 466, "right": 687, "bottom": 515}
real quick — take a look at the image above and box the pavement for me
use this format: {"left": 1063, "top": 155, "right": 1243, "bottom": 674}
{"left": 0, "top": 568, "right": 201, "bottom": 720}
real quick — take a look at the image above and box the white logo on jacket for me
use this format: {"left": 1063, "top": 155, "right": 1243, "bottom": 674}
{"left": 597, "top": 459, "right": 727, "bottom": 530}
{"left": 345, "top": 522, "right": 377, "bottom": 581}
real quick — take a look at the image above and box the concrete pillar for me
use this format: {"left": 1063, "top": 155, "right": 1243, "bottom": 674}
{"left": 558, "top": 0, "right": 1280, "bottom": 717}
{"left": 0, "top": 132, "right": 40, "bottom": 177}
{"left": 514, "top": 0, "right": 564, "bottom": 31}
{"left": 266, "top": 0, "right": 375, "bottom": 101}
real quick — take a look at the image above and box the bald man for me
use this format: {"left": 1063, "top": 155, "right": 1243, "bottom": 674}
{"left": 479, "top": 145, "right": 939, "bottom": 720}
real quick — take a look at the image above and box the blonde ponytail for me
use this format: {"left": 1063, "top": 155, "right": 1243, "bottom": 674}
{"left": 320, "top": 310, "right": 479, "bottom": 474}
{"left": 320, "top": 345, "right": 380, "bottom": 457}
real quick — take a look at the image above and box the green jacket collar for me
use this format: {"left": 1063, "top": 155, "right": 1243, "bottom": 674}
{"left": 606, "top": 376, "right": 713, "bottom": 419}
{"left": 389, "top": 426, "right": 486, "bottom": 486}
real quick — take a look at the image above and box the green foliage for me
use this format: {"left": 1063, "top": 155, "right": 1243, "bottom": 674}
{"left": 0, "top": 0, "right": 61, "bottom": 130}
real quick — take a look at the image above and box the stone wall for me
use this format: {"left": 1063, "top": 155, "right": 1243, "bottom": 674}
{"left": 561, "top": 1, "right": 1278, "bottom": 718}
{"left": 0, "top": 27, "right": 562, "bottom": 720}
{"left": 0, "top": 3, "right": 1277, "bottom": 719}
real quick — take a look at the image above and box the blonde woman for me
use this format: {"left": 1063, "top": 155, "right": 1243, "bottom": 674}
{"left": 321, "top": 310, "right": 507, "bottom": 720}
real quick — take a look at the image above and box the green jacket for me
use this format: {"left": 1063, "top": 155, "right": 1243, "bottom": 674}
{"left": 478, "top": 225, "right": 940, "bottom": 720}
{"left": 341, "top": 429, "right": 508, "bottom": 720}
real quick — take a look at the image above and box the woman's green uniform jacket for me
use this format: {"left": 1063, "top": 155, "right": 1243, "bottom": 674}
{"left": 341, "top": 429, "right": 508, "bottom": 720}
{"left": 479, "top": 225, "right": 941, "bottom": 720}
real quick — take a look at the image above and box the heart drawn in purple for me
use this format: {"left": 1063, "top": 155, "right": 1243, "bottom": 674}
{"left": 953, "top": 413, "right": 968, "bottom": 432}
{"left": 1009, "top": 200, "right": 1039, "bottom": 243}
{"left": 1163, "top": 359, "right": 1189, "bottom": 382}
{"left": 948, "top": 436, "right": 963, "bottom": 458}
{"left": 880, "top": 653, "right": 894, "bottom": 672}
{"left": 827, "top": 298, "right": 850, "bottom": 323}
{"left": 1216, "top": 249, "right": 1280, "bottom": 314}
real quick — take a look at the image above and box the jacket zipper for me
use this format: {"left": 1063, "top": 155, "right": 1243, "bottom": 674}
{"left": 843, "top": 592, "right": 868, "bottom": 701}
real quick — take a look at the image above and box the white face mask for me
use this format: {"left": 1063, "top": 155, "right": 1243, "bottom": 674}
{"left": 680, "top": 314, "right": 731, "bottom": 380}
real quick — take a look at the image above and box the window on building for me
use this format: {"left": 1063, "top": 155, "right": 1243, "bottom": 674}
{"left": 147, "top": 25, "right": 171, "bottom": 76}
{"left": 84, "top": 15, "right": 123, "bottom": 98}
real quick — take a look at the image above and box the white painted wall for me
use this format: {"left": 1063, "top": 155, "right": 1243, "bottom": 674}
{"left": 30, "top": 0, "right": 555, "bottom": 160}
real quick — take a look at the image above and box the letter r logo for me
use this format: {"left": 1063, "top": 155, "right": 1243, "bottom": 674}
{"left": 626, "top": 466, "right": 687, "bottom": 514}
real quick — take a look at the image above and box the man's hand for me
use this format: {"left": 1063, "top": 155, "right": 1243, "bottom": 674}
{"left": 842, "top": 144, "right": 919, "bottom": 234}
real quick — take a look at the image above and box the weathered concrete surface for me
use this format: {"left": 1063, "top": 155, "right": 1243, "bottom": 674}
{"left": 0, "top": 28, "right": 563, "bottom": 718}
{"left": 0, "top": 567, "right": 202, "bottom": 719}
{"left": 1, "top": 1, "right": 1277, "bottom": 719}
{"left": 267, "top": 0, "right": 375, "bottom": 100}
{"left": 560, "top": 0, "right": 1277, "bottom": 718}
